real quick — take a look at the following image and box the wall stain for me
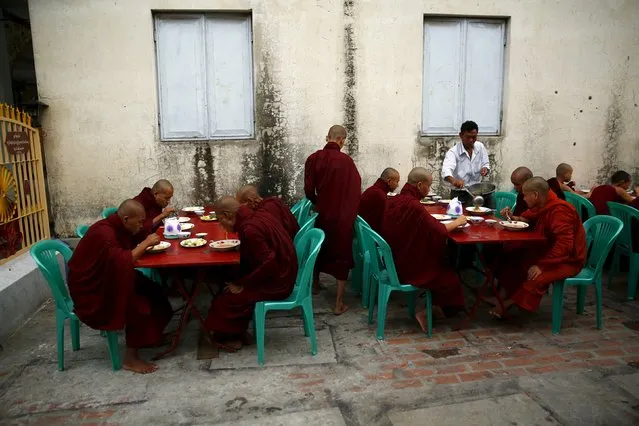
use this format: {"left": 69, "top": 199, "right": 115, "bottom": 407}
{"left": 596, "top": 90, "right": 623, "bottom": 183}
{"left": 343, "top": 0, "right": 358, "bottom": 158}
{"left": 192, "top": 145, "right": 217, "bottom": 205}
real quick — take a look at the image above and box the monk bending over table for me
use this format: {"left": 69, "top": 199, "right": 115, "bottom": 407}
{"left": 501, "top": 166, "right": 533, "bottom": 218}
{"left": 133, "top": 179, "right": 176, "bottom": 237}
{"left": 359, "top": 167, "right": 400, "bottom": 232}
{"left": 381, "top": 167, "right": 467, "bottom": 332}
{"left": 304, "top": 124, "right": 362, "bottom": 314}
{"left": 546, "top": 163, "right": 576, "bottom": 200}
{"left": 236, "top": 185, "right": 299, "bottom": 241}
{"left": 205, "top": 197, "right": 297, "bottom": 351}
{"left": 586, "top": 170, "right": 635, "bottom": 215}
{"left": 68, "top": 200, "right": 173, "bottom": 374}
{"left": 490, "top": 177, "right": 587, "bottom": 318}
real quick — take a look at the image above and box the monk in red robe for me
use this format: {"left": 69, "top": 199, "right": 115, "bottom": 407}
{"left": 381, "top": 167, "right": 467, "bottom": 332}
{"left": 490, "top": 177, "right": 587, "bottom": 317}
{"left": 586, "top": 170, "right": 635, "bottom": 215}
{"left": 304, "top": 125, "right": 361, "bottom": 314}
{"left": 68, "top": 200, "right": 173, "bottom": 374}
{"left": 236, "top": 185, "right": 299, "bottom": 240}
{"left": 133, "top": 179, "right": 176, "bottom": 237}
{"left": 205, "top": 197, "right": 297, "bottom": 350}
{"left": 359, "top": 168, "right": 400, "bottom": 232}
{"left": 546, "top": 163, "right": 577, "bottom": 201}
{"left": 501, "top": 166, "right": 533, "bottom": 218}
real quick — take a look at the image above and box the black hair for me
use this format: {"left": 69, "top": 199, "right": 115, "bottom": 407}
{"left": 460, "top": 121, "right": 478, "bottom": 133}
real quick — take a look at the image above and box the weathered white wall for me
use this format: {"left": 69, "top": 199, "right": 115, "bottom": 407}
{"left": 28, "top": 0, "right": 639, "bottom": 235}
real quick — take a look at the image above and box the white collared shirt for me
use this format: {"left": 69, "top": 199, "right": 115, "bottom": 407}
{"left": 441, "top": 141, "right": 490, "bottom": 186}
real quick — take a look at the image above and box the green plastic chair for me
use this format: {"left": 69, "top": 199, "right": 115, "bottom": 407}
{"left": 253, "top": 228, "right": 325, "bottom": 365}
{"left": 30, "top": 240, "right": 121, "bottom": 371}
{"left": 564, "top": 192, "right": 596, "bottom": 222}
{"left": 352, "top": 216, "right": 373, "bottom": 307}
{"left": 101, "top": 207, "right": 118, "bottom": 219}
{"left": 607, "top": 202, "right": 639, "bottom": 300}
{"left": 75, "top": 224, "right": 89, "bottom": 238}
{"left": 294, "top": 212, "right": 318, "bottom": 248}
{"left": 551, "top": 216, "right": 623, "bottom": 334}
{"left": 494, "top": 191, "right": 517, "bottom": 220}
{"left": 363, "top": 226, "right": 433, "bottom": 339}
{"left": 291, "top": 198, "right": 312, "bottom": 226}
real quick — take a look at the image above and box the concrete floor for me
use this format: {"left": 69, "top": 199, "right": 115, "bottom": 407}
{"left": 1, "top": 272, "right": 638, "bottom": 425}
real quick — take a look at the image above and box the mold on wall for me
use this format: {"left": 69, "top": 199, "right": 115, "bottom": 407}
{"left": 192, "top": 145, "right": 217, "bottom": 206}
{"left": 342, "top": 0, "right": 358, "bottom": 158}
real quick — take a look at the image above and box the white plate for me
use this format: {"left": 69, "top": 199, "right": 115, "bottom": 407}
{"left": 467, "top": 216, "right": 485, "bottom": 224}
{"left": 180, "top": 223, "right": 195, "bottom": 230}
{"left": 209, "top": 239, "right": 241, "bottom": 252}
{"left": 441, "top": 220, "right": 470, "bottom": 230}
{"left": 499, "top": 221, "right": 530, "bottom": 231}
{"left": 420, "top": 200, "right": 436, "bottom": 205}
{"left": 145, "top": 241, "right": 171, "bottom": 253}
{"left": 485, "top": 219, "right": 497, "bottom": 225}
{"left": 195, "top": 232, "right": 208, "bottom": 238}
{"left": 387, "top": 192, "right": 398, "bottom": 197}
{"left": 182, "top": 206, "right": 204, "bottom": 212}
{"left": 178, "top": 217, "right": 191, "bottom": 223}
{"left": 438, "top": 199, "right": 451, "bottom": 204}
{"left": 200, "top": 215, "right": 217, "bottom": 221}
{"left": 432, "top": 195, "right": 442, "bottom": 201}
{"left": 432, "top": 214, "right": 452, "bottom": 221}
{"left": 465, "top": 206, "right": 491, "bottom": 215}
{"left": 580, "top": 188, "right": 590, "bottom": 194}
{"left": 180, "top": 238, "right": 208, "bottom": 248}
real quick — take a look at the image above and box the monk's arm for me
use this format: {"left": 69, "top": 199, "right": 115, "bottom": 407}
{"left": 615, "top": 186, "right": 636, "bottom": 204}
{"left": 131, "top": 234, "right": 160, "bottom": 261}
{"left": 560, "top": 182, "right": 575, "bottom": 192}
{"left": 537, "top": 213, "right": 575, "bottom": 266}
{"left": 303, "top": 157, "right": 317, "bottom": 204}
{"left": 234, "top": 231, "right": 280, "bottom": 288}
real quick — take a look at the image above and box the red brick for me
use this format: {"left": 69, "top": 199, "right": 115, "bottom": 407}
{"left": 586, "top": 358, "right": 623, "bottom": 367}
{"left": 392, "top": 380, "right": 424, "bottom": 389}
{"left": 299, "top": 379, "right": 325, "bottom": 387}
{"left": 404, "top": 368, "right": 435, "bottom": 378}
{"left": 288, "top": 373, "right": 310, "bottom": 379}
{"left": 502, "top": 358, "right": 535, "bottom": 367}
{"left": 472, "top": 329, "right": 497, "bottom": 338}
{"left": 595, "top": 349, "right": 625, "bottom": 357}
{"left": 563, "top": 351, "right": 595, "bottom": 360}
{"left": 526, "top": 365, "right": 556, "bottom": 374}
{"left": 458, "top": 371, "right": 494, "bottom": 382}
{"left": 33, "top": 415, "right": 73, "bottom": 425}
{"left": 480, "top": 352, "right": 506, "bottom": 360}
{"left": 439, "top": 332, "right": 464, "bottom": 341}
{"left": 365, "top": 372, "right": 394, "bottom": 380}
{"left": 413, "top": 359, "right": 437, "bottom": 367}
{"left": 441, "top": 340, "right": 466, "bottom": 348}
{"left": 569, "top": 342, "right": 599, "bottom": 350}
{"left": 429, "top": 374, "right": 460, "bottom": 384}
{"left": 386, "top": 337, "right": 413, "bottom": 345}
{"left": 471, "top": 361, "right": 502, "bottom": 371}
{"left": 436, "top": 364, "right": 468, "bottom": 374}
{"left": 492, "top": 367, "right": 527, "bottom": 377}
{"left": 533, "top": 355, "right": 565, "bottom": 364}
{"left": 596, "top": 340, "right": 624, "bottom": 348}
{"left": 399, "top": 353, "right": 429, "bottom": 361}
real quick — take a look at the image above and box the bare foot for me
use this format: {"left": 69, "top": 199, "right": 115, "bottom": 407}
{"left": 415, "top": 311, "right": 430, "bottom": 334}
{"left": 123, "top": 354, "right": 158, "bottom": 374}
{"left": 333, "top": 303, "right": 349, "bottom": 315}
{"left": 488, "top": 299, "right": 515, "bottom": 319}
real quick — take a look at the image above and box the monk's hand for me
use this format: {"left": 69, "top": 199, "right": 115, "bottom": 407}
{"left": 456, "top": 215, "right": 468, "bottom": 227}
{"left": 452, "top": 178, "right": 464, "bottom": 189}
{"left": 145, "top": 233, "right": 161, "bottom": 247}
{"left": 500, "top": 206, "right": 511, "bottom": 218}
{"left": 527, "top": 265, "right": 542, "bottom": 281}
{"left": 226, "top": 283, "right": 243, "bottom": 294}
{"left": 161, "top": 207, "right": 176, "bottom": 218}
{"left": 480, "top": 167, "right": 489, "bottom": 177}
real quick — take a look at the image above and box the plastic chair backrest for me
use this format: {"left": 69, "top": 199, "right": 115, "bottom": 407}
{"left": 354, "top": 215, "right": 371, "bottom": 244}
{"left": 361, "top": 226, "right": 402, "bottom": 288}
{"left": 75, "top": 224, "right": 89, "bottom": 238}
{"left": 30, "top": 239, "right": 75, "bottom": 315}
{"left": 582, "top": 215, "right": 623, "bottom": 277}
{"left": 291, "top": 198, "right": 312, "bottom": 225}
{"left": 292, "top": 228, "right": 325, "bottom": 302}
{"left": 607, "top": 202, "right": 638, "bottom": 250}
{"left": 101, "top": 207, "right": 118, "bottom": 219}
{"left": 294, "top": 212, "right": 318, "bottom": 247}
{"left": 494, "top": 191, "right": 517, "bottom": 219}
{"left": 564, "top": 192, "right": 596, "bottom": 221}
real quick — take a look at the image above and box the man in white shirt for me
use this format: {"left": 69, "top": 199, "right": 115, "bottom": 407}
{"left": 441, "top": 121, "right": 490, "bottom": 189}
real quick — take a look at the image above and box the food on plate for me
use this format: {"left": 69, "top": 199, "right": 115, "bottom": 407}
{"left": 145, "top": 241, "right": 170, "bottom": 252}
{"left": 180, "top": 223, "right": 195, "bottom": 230}
{"left": 180, "top": 238, "right": 207, "bottom": 248}
{"left": 195, "top": 232, "right": 208, "bottom": 238}
{"left": 209, "top": 239, "right": 241, "bottom": 251}
{"left": 182, "top": 206, "right": 204, "bottom": 212}
{"left": 499, "top": 220, "right": 529, "bottom": 231}
{"left": 200, "top": 215, "right": 217, "bottom": 221}
{"left": 431, "top": 214, "right": 451, "bottom": 221}
{"left": 178, "top": 217, "right": 191, "bottom": 223}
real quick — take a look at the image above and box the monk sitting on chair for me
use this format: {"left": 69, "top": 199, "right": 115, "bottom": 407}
{"left": 68, "top": 200, "right": 173, "bottom": 374}
{"left": 490, "top": 177, "right": 587, "bottom": 318}
{"left": 359, "top": 167, "right": 400, "bottom": 232}
{"left": 586, "top": 170, "right": 635, "bottom": 215}
{"left": 304, "top": 124, "right": 362, "bottom": 314}
{"left": 381, "top": 167, "right": 467, "bottom": 332}
{"left": 133, "top": 179, "right": 176, "bottom": 237}
{"left": 204, "top": 197, "right": 298, "bottom": 351}
{"left": 236, "top": 185, "right": 300, "bottom": 241}
{"left": 501, "top": 166, "right": 533, "bottom": 218}
{"left": 546, "top": 163, "right": 576, "bottom": 200}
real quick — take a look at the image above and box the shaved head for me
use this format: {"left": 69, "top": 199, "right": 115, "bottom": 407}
{"left": 407, "top": 167, "right": 432, "bottom": 185}
{"left": 327, "top": 125, "right": 347, "bottom": 141}
{"left": 151, "top": 179, "right": 174, "bottom": 208}
{"left": 152, "top": 179, "right": 173, "bottom": 192}
{"left": 380, "top": 168, "right": 399, "bottom": 180}
{"left": 511, "top": 167, "right": 533, "bottom": 184}
{"left": 236, "top": 185, "right": 263, "bottom": 209}
{"left": 523, "top": 177, "right": 550, "bottom": 195}
{"left": 117, "top": 199, "right": 146, "bottom": 234}
{"left": 215, "top": 196, "right": 241, "bottom": 232}
{"left": 556, "top": 163, "right": 573, "bottom": 176}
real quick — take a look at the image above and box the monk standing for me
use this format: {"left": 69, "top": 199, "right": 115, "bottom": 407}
{"left": 490, "top": 178, "right": 586, "bottom": 317}
{"left": 133, "top": 179, "right": 176, "bottom": 237}
{"left": 304, "top": 125, "right": 361, "bottom": 314}
{"left": 381, "top": 167, "right": 467, "bottom": 332}
{"left": 236, "top": 185, "right": 300, "bottom": 240}
{"left": 359, "top": 168, "right": 400, "bottom": 232}
{"left": 68, "top": 200, "right": 173, "bottom": 374}
{"left": 205, "top": 197, "right": 297, "bottom": 350}
{"left": 586, "top": 170, "right": 635, "bottom": 215}
{"left": 501, "top": 166, "right": 533, "bottom": 218}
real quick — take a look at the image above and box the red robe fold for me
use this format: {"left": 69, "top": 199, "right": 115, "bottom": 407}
{"left": 496, "top": 191, "right": 587, "bottom": 312}
{"left": 304, "top": 142, "right": 361, "bottom": 280}
{"left": 513, "top": 192, "right": 528, "bottom": 217}
{"left": 205, "top": 205, "right": 298, "bottom": 334}
{"left": 258, "top": 197, "right": 300, "bottom": 241}
{"left": 359, "top": 178, "right": 390, "bottom": 232}
{"left": 380, "top": 184, "right": 464, "bottom": 309}
{"left": 546, "top": 178, "right": 567, "bottom": 200}
{"left": 589, "top": 185, "right": 625, "bottom": 215}
{"left": 133, "top": 187, "right": 163, "bottom": 238}
{"left": 68, "top": 215, "right": 172, "bottom": 348}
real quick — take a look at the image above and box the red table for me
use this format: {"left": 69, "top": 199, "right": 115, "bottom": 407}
{"left": 424, "top": 204, "right": 546, "bottom": 327}
{"left": 135, "top": 211, "right": 240, "bottom": 359}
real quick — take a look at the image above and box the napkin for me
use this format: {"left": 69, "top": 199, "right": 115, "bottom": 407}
{"left": 446, "top": 197, "right": 463, "bottom": 216}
